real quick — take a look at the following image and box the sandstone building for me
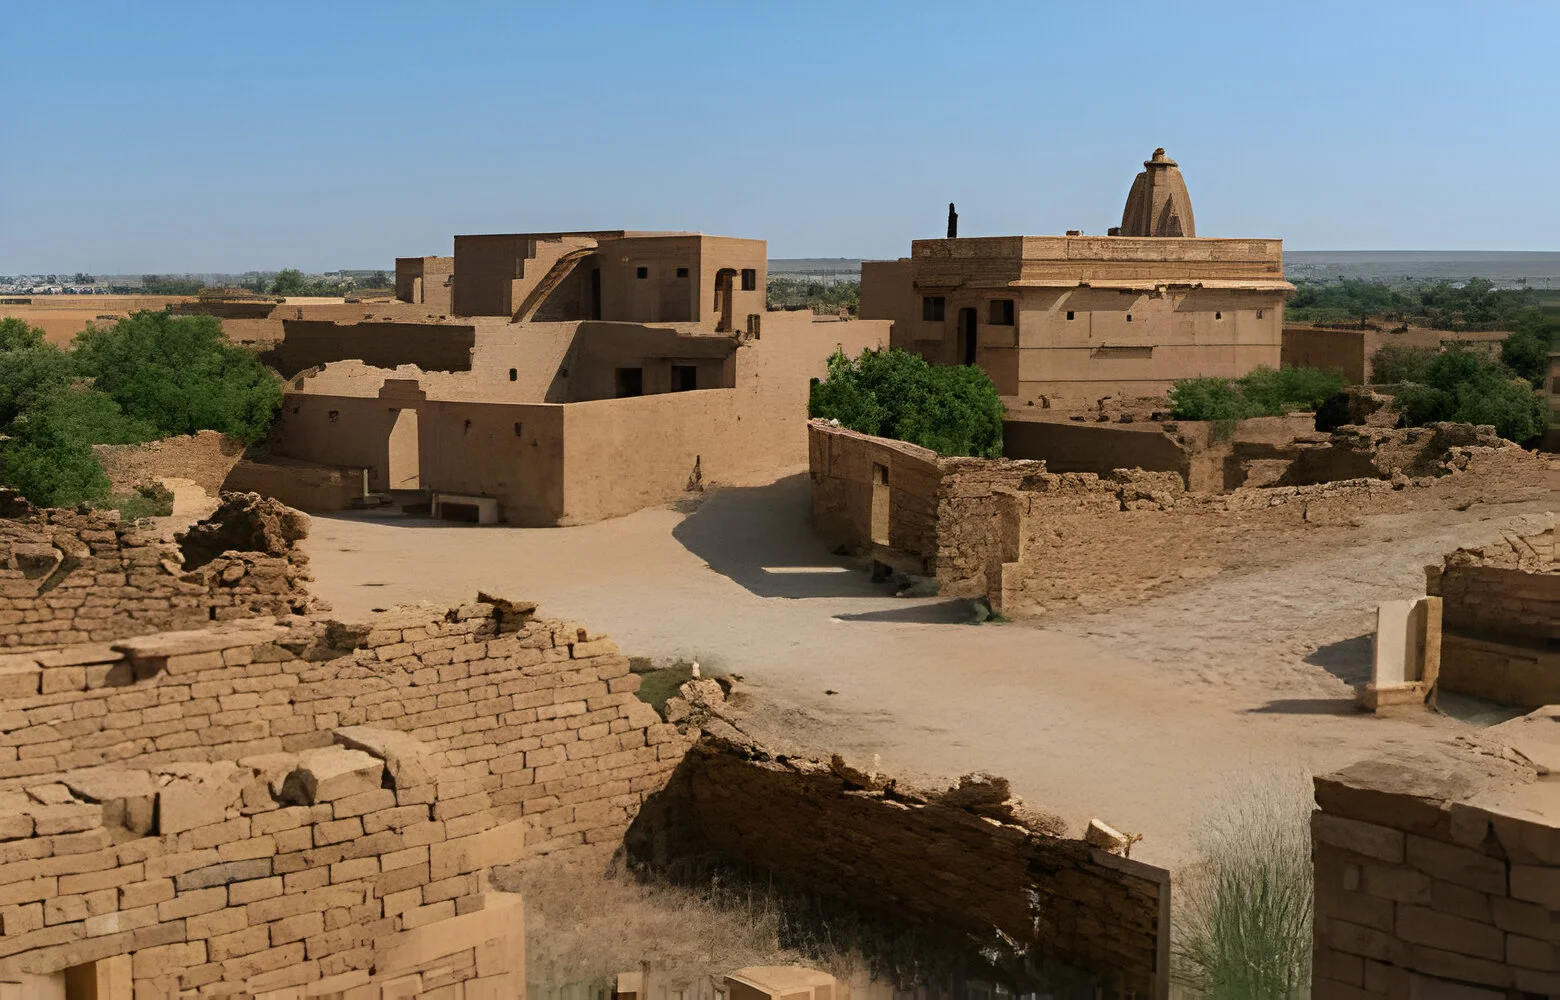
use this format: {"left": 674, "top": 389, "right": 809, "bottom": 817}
{"left": 859, "top": 150, "right": 1291, "bottom": 405}
{"left": 241, "top": 231, "right": 886, "bottom": 525}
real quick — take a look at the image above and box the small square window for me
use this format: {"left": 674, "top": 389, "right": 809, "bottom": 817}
{"left": 746, "top": 313, "right": 762, "bottom": 337}
{"left": 989, "top": 299, "right": 1014, "bottom": 325}
{"left": 615, "top": 367, "right": 643, "bottom": 398}
{"left": 514, "top": 422, "right": 523, "bottom": 437}
{"left": 1126, "top": 314, "right": 1133, "bottom": 323}
{"left": 671, "top": 365, "right": 698, "bottom": 392}
{"left": 676, "top": 267, "right": 689, "bottom": 278}
{"left": 1215, "top": 311, "right": 1223, "bottom": 320}
{"left": 636, "top": 266, "right": 648, "bottom": 279}
{"left": 922, "top": 296, "right": 945, "bottom": 322}
{"left": 508, "top": 368, "right": 517, "bottom": 381}
{"left": 740, "top": 268, "right": 757, "bottom": 291}
{"left": 1066, "top": 311, "right": 1076, "bottom": 321}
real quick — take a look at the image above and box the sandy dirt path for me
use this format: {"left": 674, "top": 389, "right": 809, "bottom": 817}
{"left": 303, "top": 470, "right": 1549, "bottom": 866}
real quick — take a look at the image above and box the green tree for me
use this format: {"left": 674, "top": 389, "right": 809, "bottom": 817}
{"left": 0, "top": 316, "right": 45, "bottom": 352}
{"left": 1392, "top": 345, "right": 1547, "bottom": 443}
{"left": 0, "top": 343, "right": 74, "bottom": 427}
{"left": 1369, "top": 345, "right": 1439, "bottom": 385}
{"left": 1501, "top": 330, "right": 1548, "bottom": 388}
{"left": 1169, "top": 366, "right": 1346, "bottom": 421}
{"left": 71, "top": 311, "right": 282, "bottom": 441}
{"left": 808, "top": 347, "right": 1003, "bottom": 457}
{"left": 270, "top": 268, "right": 308, "bottom": 296}
{"left": 0, "top": 386, "right": 153, "bottom": 507}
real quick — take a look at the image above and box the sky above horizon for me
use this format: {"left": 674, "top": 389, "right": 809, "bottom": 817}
{"left": 3, "top": 0, "right": 1558, "bottom": 273}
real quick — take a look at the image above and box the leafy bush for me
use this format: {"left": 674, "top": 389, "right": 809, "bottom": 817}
{"left": 1169, "top": 366, "right": 1345, "bottom": 422}
{"left": 1174, "top": 775, "right": 1313, "bottom": 999}
{"left": 0, "top": 386, "right": 154, "bottom": 507}
{"left": 109, "top": 482, "right": 176, "bottom": 522}
{"left": 1501, "top": 329, "right": 1549, "bottom": 388}
{"left": 1390, "top": 345, "right": 1547, "bottom": 443}
{"left": 73, "top": 311, "right": 282, "bottom": 441}
{"left": 808, "top": 348, "right": 1003, "bottom": 457}
{"left": 1368, "top": 344, "right": 1439, "bottom": 385}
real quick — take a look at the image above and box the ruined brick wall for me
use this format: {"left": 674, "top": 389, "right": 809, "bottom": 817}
{"left": 1311, "top": 737, "right": 1560, "bottom": 997}
{"left": 807, "top": 423, "right": 943, "bottom": 565}
{"left": 1427, "top": 524, "right": 1560, "bottom": 707}
{"left": 932, "top": 457, "right": 1050, "bottom": 596}
{"left": 625, "top": 736, "right": 1169, "bottom": 998}
{"left": 0, "top": 598, "right": 690, "bottom": 996}
{"left": 0, "top": 493, "right": 312, "bottom": 649}
{"left": 91, "top": 432, "right": 247, "bottom": 498}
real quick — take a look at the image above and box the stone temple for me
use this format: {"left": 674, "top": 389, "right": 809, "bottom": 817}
{"left": 1118, "top": 148, "right": 1196, "bottom": 238}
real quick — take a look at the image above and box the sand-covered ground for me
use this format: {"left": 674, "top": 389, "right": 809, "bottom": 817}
{"left": 301, "top": 469, "right": 1552, "bottom": 866}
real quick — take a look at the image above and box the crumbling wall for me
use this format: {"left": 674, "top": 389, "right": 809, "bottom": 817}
{"left": 1283, "top": 423, "right": 1520, "bottom": 486}
{"left": 222, "top": 458, "right": 367, "bottom": 513}
{"left": 1311, "top": 731, "right": 1560, "bottom": 997}
{"left": 92, "top": 431, "right": 247, "bottom": 499}
{"left": 625, "top": 734, "right": 1169, "bottom": 998}
{"left": 0, "top": 492, "right": 314, "bottom": 649}
{"left": 0, "top": 598, "right": 690, "bottom": 995}
{"left": 270, "top": 321, "right": 476, "bottom": 379}
{"left": 1427, "top": 523, "right": 1560, "bottom": 707}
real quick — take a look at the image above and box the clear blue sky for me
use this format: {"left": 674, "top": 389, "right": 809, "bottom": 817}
{"left": 3, "top": 0, "right": 1557, "bottom": 273}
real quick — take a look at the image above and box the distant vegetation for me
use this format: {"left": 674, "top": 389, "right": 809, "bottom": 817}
{"left": 809, "top": 347, "right": 1003, "bottom": 457}
{"left": 1287, "top": 277, "right": 1560, "bottom": 337}
{"left": 1169, "top": 366, "right": 1346, "bottom": 422}
{"left": 768, "top": 277, "right": 860, "bottom": 315}
{"left": 0, "top": 313, "right": 281, "bottom": 508}
{"left": 138, "top": 274, "right": 207, "bottom": 295}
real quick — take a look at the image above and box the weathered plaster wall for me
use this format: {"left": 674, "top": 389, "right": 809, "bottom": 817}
{"left": 271, "top": 322, "right": 477, "bottom": 379}
{"left": 222, "top": 460, "right": 367, "bottom": 514}
{"left": 625, "top": 736, "right": 1169, "bottom": 998}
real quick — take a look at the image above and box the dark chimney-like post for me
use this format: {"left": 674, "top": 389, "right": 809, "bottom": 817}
{"left": 947, "top": 203, "right": 958, "bottom": 239}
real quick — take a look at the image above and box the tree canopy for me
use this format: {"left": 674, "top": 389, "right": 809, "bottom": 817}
{"left": 1169, "top": 366, "right": 1346, "bottom": 422}
{"left": 1390, "top": 346, "right": 1547, "bottom": 444}
{"left": 808, "top": 347, "right": 1004, "bottom": 457}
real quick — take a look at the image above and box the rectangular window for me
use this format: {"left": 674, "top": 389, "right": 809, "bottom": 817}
{"left": 1066, "top": 310, "right": 1076, "bottom": 321}
{"left": 740, "top": 268, "right": 757, "bottom": 291}
{"left": 921, "top": 296, "right": 945, "bottom": 321}
{"left": 671, "top": 365, "right": 698, "bottom": 392}
{"left": 989, "top": 299, "right": 1014, "bottom": 325}
{"left": 635, "top": 266, "right": 649, "bottom": 279}
{"left": 675, "top": 267, "right": 689, "bottom": 278}
{"left": 615, "top": 367, "right": 643, "bottom": 398}
{"left": 746, "top": 313, "right": 762, "bottom": 337}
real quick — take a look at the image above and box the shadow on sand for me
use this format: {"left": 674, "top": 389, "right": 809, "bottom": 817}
{"left": 1247, "top": 698, "right": 1360, "bottom": 716}
{"left": 833, "top": 600, "right": 983, "bottom": 625}
{"left": 671, "top": 474, "right": 892, "bottom": 599}
{"left": 1305, "top": 634, "right": 1374, "bottom": 687}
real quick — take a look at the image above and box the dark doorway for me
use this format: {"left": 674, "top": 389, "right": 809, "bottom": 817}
{"left": 590, "top": 268, "right": 602, "bottom": 320}
{"left": 671, "top": 365, "right": 698, "bottom": 392}
{"left": 615, "top": 367, "right": 644, "bottom": 398}
{"left": 958, "top": 307, "right": 978, "bottom": 365}
{"left": 713, "top": 268, "right": 737, "bottom": 332}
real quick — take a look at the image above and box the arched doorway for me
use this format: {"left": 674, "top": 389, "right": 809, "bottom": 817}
{"left": 713, "top": 268, "right": 737, "bottom": 333}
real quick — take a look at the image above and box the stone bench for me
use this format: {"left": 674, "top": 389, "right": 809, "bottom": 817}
{"left": 430, "top": 492, "right": 500, "bottom": 525}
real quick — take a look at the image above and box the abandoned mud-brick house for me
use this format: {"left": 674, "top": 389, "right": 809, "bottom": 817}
{"left": 241, "top": 231, "right": 886, "bottom": 525}
{"left": 858, "top": 149, "right": 1292, "bottom": 407}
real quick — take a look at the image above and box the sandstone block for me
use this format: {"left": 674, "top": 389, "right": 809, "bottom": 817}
{"left": 280, "top": 748, "right": 385, "bottom": 805}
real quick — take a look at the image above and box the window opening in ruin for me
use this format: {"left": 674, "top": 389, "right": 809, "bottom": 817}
{"left": 989, "top": 299, "right": 1014, "bottom": 325}
{"left": 1216, "top": 311, "right": 1223, "bottom": 320}
{"left": 958, "top": 307, "right": 978, "bottom": 366}
{"left": 513, "top": 422, "right": 523, "bottom": 437}
{"left": 636, "top": 266, "right": 649, "bottom": 279}
{"left": 746, "top": 313, "right": 761, "bottom": 338}
{"left": 590, "top": 267, "right": 602, "bottom": 319}
{"left": 1256, "top": 308, "right": 1264, "bottom": 318}
{"left": 871, "top": 463, "right": 890, "bottom": 545}
{"left": 387, "top": 407, "right": 420, "bottom": 490}
{"left": 671, "top": 365, "right": 698, "bottom": 392}
{"left": 714, "top": 268, "right": 737, "bottom": 333}
{"left": 615, "top": 367, "right": 644, "bottom": 398}
{"left": 676, "top": 267, "right": 689, "bottom": 278}
{"left": 922, "top": 296, "right": 945, "bottom": 321}
{"left": 740, "top": 268, "right": 757, "bottom": 291}
{"left": 1066, "top": 310, "right": 1076, "bottom": 320}
{"left": 327, "top": 410, "right": 339, "bottom": 423}
{"left": 463, "top": 418, "right": 472, "bottom": 433}
{"left": 1126, "top": 313, "right": 1133, "bottom": 322}
{"left": 508, "top": 368, "right": 517, "bottom": 381}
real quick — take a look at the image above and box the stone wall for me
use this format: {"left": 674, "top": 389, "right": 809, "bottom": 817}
{"left": 92, "top": 432, "right": 247, "bottom": 499}
{"left": 0, "top": 597, "right": 691, "bottom": 996}
{"left": 1311, "top": 720, "right": 1560, "bottom": 997}
{"left": 0, "top": 492, "right": 313, "bottom": 650}
{"left": 1427, "top": 525, "right": 1560, "bottom": 708}
{"left": 807, "top": 421, "right": 1550, "bottom": 616}
{"left": 222, "top": 459, "right": 367, "bottom": 514}
{"left": 625, "top": 734, "right": 1169, "bottom": 999}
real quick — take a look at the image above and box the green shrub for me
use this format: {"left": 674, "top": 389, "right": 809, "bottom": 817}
{"left": 809, "top": 348, "right": 1003, "bottom": 457}
{"left": 1169, "top": 366, "right": 1345, "bottom": 422}
{"left": 1174, "top": 775, "right": 1313, "bottom": 999}
{"left": 1368, "top": 344, "right": 1439, "bottom": 385}
{"left": 0, "top": 386, "right": 154, "bottom": 507}
{"left": 0, "top": 316, "right": 46, "bottom": 352}
{"left": 109, "top": 482, "right": 176, "bottom": 522}
{"left": 1501, "top": 329, "right": 1549, "bottom": 388}
{"left": 1390, "top": 345, "right": 1547, "bottom": 443}
{"left": 72, "top": 311, "right": 282, "bottom": 441}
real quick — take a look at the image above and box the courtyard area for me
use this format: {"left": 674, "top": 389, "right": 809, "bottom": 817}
{"left": 303, "top": 469, "right": 1554, "bottom": 866}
